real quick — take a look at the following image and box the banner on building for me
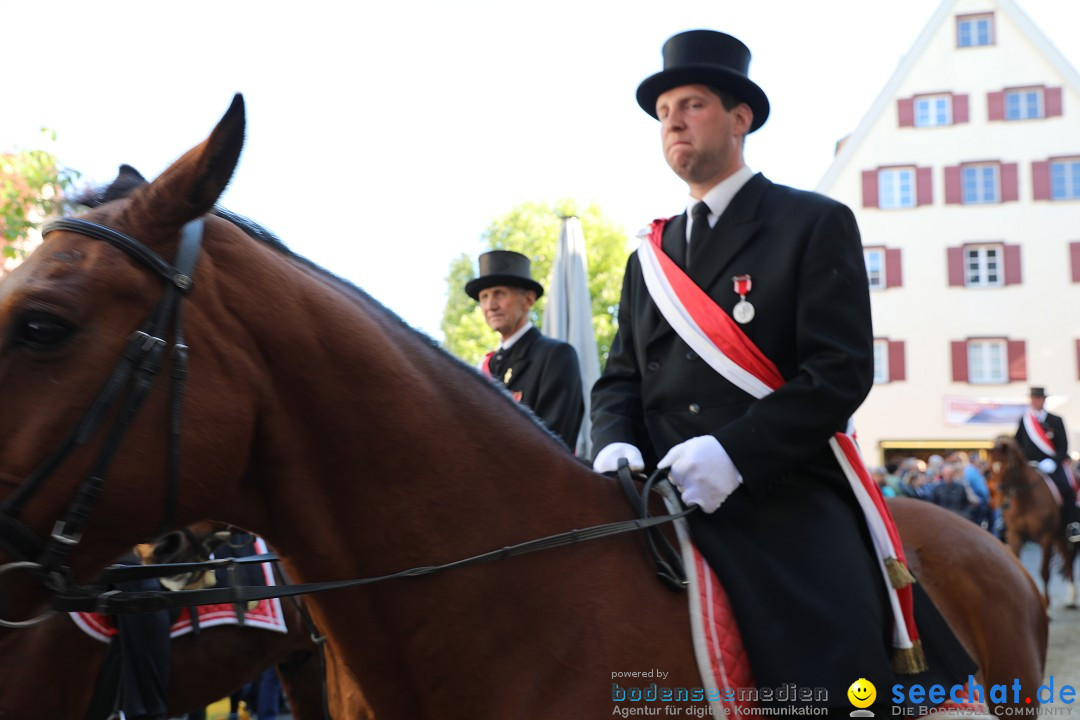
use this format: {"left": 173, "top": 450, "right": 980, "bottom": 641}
{"left": 943, "top": 396, "right": 1026, "bottom": 426}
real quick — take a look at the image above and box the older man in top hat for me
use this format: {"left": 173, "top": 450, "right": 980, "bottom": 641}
{"left": 1016, "top": 386, "right": 1080, "bottom": 541}
{"left": 466, "top": 250, "right": 583, "bottom": 450}
{"left": 591, "top": 29, "right": 973, "bottom": 713}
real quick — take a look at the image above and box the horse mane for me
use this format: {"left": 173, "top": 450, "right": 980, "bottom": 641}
{"left": 73, "top": 172, "right": 568, "bottom": 449}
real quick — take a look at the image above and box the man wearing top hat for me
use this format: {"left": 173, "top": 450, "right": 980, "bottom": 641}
{"left": 1015, "top": 386, "right": 1080, "bottom": 541}
{"left": 466, "top": 250, "right": 584, "bottom": 450}
{"left": 591, "top": 29, "right": 972, "bottom": 712}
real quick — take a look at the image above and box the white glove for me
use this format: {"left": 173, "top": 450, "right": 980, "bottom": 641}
{"left": 592, "top": 443, "right": 645, "bottom": 473}
{"left": 659, "top": 435, "right": 742, "bottom": 513}
{"left": 1038, "top": 458, "right": 1058, "bottom": 474}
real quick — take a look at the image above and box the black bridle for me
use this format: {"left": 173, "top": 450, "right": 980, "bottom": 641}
{"left": 0, "top": 216, "right": 203, "bottom": 625}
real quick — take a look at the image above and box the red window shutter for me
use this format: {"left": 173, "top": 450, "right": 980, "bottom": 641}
{"left": 988, "top": 91, "right": 1005, "bottom": 121}
{"left": 951, "top": 341, "right": 969, "bottom": 382}
{"left": 1007, "top": 340, "right": 1027, "bottom": 382}
{"left": 945, "top": 165, "right": 962, "bottom": 204}
{"left": 1000, "top": 163, "right": 1018, "bottom": 202}
{"left": 888, "top": 340, "right": 906, "bottom": 382}
{"left": 947, "top": 246, "right": 966, "bottom": 286}
{"left": 953, "top": 94, "right": 969, "bottom": 123}
{"left": 916, "top": 166, "right": 933, "bottom": 205}
{"left": 1032, "top": 161, "right": 1051, "bottom": 200}
{"left": 898, "top": 98, "right": 915, "bottom": 127}
{"left": 1003, "top": 244, "right": 1022, "bottom": 285}
{"left": 862, "top": 170, "right": 879, "bottom": 208}
{"left": 1071, "top": 242, "right": 1080, "bottom": 282}
{"left": 1045, "top": 87, "right": 1063, "bottom": 117}
{"left": 885, "top": 248, "right": 903, "bottom": 288}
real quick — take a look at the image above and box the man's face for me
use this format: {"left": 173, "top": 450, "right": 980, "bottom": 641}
{"left": 1031, "top": 395, "right": 1046, "bottom": 411}
{"left": 656, "top": 84, "right": 752, "bottom": 192}
{"left": 478, "top": 285, "right": 534, "bottom": 339}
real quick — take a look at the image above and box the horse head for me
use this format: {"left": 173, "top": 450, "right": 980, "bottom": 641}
{"left": 0, "top": 95, "right": 260, "bottom": 620}
{"left": 988, "top": 434, "right": 1035, "bottom": 495}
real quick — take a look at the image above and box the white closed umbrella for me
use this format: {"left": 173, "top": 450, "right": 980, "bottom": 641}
{"left": 543, "top": 216, "right": 601, "bottom": 457}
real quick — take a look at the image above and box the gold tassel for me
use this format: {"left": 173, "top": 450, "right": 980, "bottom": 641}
{"left": 893, "top": 640, "right": 928, "bottom": 674}
{"left": 885, "top": 556, "right": 916, "bottom": 589}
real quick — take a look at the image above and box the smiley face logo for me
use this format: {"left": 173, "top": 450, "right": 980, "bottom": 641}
{"left": 847, "top": 678, "right": 876, "bottom": 709}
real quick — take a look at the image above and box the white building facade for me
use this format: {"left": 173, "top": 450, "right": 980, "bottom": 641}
{"left": 817, "top": 0, "right": 1080, "bottom": 464}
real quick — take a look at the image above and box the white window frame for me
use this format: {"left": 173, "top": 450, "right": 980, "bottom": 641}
{"left": 962, "top": 164, "right": 999, "bottom": 204}
{"left": 967, "top": 339, "right": 1007, "bottom": 384}
{"left": 878, "top": 168, "right": 915, "bottom": 209}
{"left": 1051, "top": 158, "right": 1080, "bottom": 200}
{"left": 957, "top": 15, "right": 993, "bottom": 47}
{"left": 864, "top": 248, "right": 885, "bottom": 290}
{"left": 915, "top": 95, "right": 952, "bottom": 127}
{"left": 964, "top": 244, "right": 1003, "bottom": 287}
{"left": 873, "top": 340, "right": 889, "bottom": 384}
{"left": 1005, "top": 88, "right": 1043, "bottom": 120}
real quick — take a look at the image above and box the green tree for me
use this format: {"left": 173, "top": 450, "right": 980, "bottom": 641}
{"left": 441, "top": 199, "right": 631, "bottom": 367}
{"left": 1, "top": 131, "right": 80, "bottom": 267}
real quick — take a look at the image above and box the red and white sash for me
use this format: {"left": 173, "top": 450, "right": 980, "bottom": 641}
{"left": 1023, "top": 411, "right": 1056, "bottom": 457}
{"left": 638, "top": 218, "right": 924, "bottom": 673}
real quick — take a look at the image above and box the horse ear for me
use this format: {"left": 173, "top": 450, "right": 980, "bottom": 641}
{"left": 100, "top": 164, "right": 148, "bottom": 202}
{"left": 127, "top": 93, "right": 246, "bottom": 232}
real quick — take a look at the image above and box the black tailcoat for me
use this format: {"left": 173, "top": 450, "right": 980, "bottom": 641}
{"left": 1016, "top": 410, "right": 1076, "bottom": 508}
{"left": 592, "top": 173, "right": 970, "bottom": 705}
{"left": 492, "top": 326, "right": 583, "bottom": 450}
{"left": 1016, "top": 411, "right": 1069, "bottom": 465}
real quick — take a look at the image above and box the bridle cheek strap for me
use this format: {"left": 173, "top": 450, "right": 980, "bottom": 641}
{"left": 0, "top": 218, "right": 203, "bottom": 580}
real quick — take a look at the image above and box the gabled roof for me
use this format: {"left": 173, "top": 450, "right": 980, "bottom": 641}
{"left": 815, "top": 0, "right": 1080, "bottom": 194}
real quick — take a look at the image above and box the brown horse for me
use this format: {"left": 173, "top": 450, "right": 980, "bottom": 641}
{"left": 0, "top": 524, "right": 350, "bottom": 719}
{"left": 988, "top": 435, "right": 1078, "bottom": 606}
{"left": 0, "top": 96, "right": 1046, "bottom": 717}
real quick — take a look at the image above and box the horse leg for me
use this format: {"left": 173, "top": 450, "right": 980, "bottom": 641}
{"left": 1040, "top": 539, "right": 1054, "bottom": 602}
{"left": 1063, "top": 541, "right": 1079, "bottom": 610}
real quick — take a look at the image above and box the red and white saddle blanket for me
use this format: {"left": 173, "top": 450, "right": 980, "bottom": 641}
{"left": 70, "top": 538, "right": 287, "bottom": 642}
{"left": 659, "top": 485, "right": 756, "bottom": 716}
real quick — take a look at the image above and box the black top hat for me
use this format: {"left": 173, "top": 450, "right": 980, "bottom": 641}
{"left": 1030, "top": 386, "right": 1047, "bottom": 398}
{"left": 637, "top": 29, "right": 770, "bottom": 133}
{"left": 465, "top": 250, "right": 545, "bottom": 301}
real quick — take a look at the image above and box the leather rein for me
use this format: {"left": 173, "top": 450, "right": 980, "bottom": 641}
{"left": 54, "top": 463, "right": 692, "bottom": 616}
{"left": 0, "top": 215, "right": 692, "bottom": 626}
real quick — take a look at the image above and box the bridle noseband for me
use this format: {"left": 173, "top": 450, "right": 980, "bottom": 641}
{"left": 0, "top": 216, "right": 203, "bottom": 627}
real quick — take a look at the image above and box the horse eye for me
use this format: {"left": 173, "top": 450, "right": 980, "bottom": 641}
{"left": 16, "top": 315, "right": 75, "bottom": 350}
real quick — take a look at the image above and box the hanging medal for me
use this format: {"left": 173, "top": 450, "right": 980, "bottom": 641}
{"left": 732, "top": 274, "right": 755, "bottom": 324}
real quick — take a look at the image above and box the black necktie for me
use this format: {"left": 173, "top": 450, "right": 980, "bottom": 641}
{"left": 687, "top": 201, "right": 711, "bottom": 265}
{"left": 490, "top": 348, "right": 506, "bottom": 380}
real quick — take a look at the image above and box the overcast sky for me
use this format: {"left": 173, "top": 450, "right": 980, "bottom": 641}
{"left": 3, "top": 0, "right": 1078, "bottom": 338}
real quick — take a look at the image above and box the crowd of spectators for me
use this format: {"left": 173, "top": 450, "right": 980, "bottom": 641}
{"left": 870, "top": 451, "right": 996, "bottom": 533}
